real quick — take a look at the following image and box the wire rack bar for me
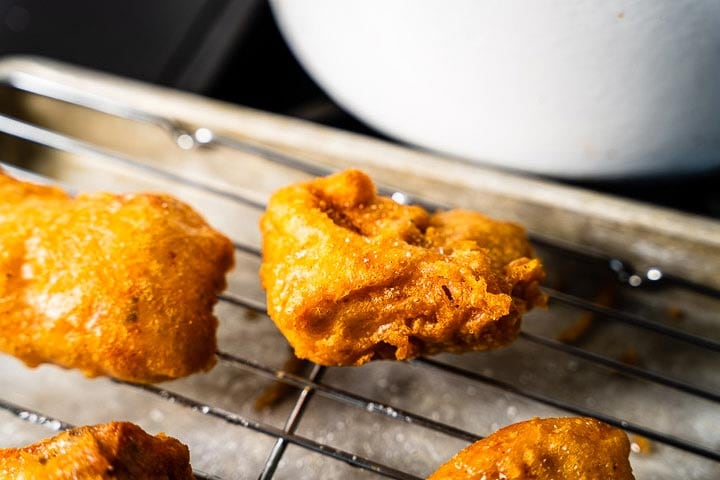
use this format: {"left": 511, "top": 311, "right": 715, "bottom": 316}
{"left": 0, "top": 399, "right": 74, "bottom": 432}
{"left": 1, "top": 73, "right": 186, "bottom": 136}
{"left": 216, "top": 351, "right": 482, "bottom": 444}
{"left": 116, "top": 382, "right": 423, "bottom": 480}
{"left": 218, "top": 292, "right": 267, "bottom": 314}
{"left": 518, "top": 331, "right": 720, "bottom": 403}
{"left": 2, "top": 70, "right": 338, "bottom": 180}
{"left": 233, "top": 242, "right": 262, "bottom": 257}
{"left": 414, "top": 357, "right": 720, "bottom": 462}
{"left": 259, "top": 363, "right": 326, "bottom": 480}
{"left": 544, "top": 287, "right": 720, "bottom": 351}
{"left": 663, "top": 273, "right": 720, "bottom": 300}
{"left": 0, "top": 114, "right": 266, "bottom": 211}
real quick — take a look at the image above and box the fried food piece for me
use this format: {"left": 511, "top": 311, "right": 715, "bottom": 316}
{"left": 260, "top": 169, "right": 545, "bottom": 366}
{"left": 0, "top": 170, "right": 234, "bottom": 383}
{"left": 0, "top": 422, "right": 195, "bottom": 479}
{"left": 428, "top": 417, "right": 635, "bottom": 480}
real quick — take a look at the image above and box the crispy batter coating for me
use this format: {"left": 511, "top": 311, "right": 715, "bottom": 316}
{"left": 260, "top": 169, "right": 545, "bottom": 366}
{"left": 0, "top": 422, "right": 195, "bottom": 479}
{"left": 0, "top": 170, "right": 234, "bottom": 383}
{"left": 428, "top": 417, "right": 635, "bottom": 480}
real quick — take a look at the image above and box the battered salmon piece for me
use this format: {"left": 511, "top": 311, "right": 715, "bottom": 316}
{"left": 428, "top": 417, "right": 635, "bottom": 480}
{"left": 260, "top": 169, "right": 545, "bottom": 366}
{"left": 0, "top": 170, "right": 234, "bottom": 383}
{"left": 0, "top": 422, "right": 195, "bottom": 479}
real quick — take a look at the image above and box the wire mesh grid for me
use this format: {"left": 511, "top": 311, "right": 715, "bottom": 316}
{"left": 0, "top": 74, "right": 718, "bottom": 479}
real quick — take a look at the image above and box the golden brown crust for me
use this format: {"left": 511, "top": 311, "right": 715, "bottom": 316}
{"left": 260, "top": 169, "right": 545, "bottom": 366}
{"left": 428, "top": 417, "right": 635, "bottom": 480}
{"left": 0, "top": 170, "right": 235, "bottom": 383}
{"left": 0, "top": 422, "right": 195, "bottom": 479}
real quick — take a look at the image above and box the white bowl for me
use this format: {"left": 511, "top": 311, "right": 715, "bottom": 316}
{"left": 270, "top": 0, "right": 720, "bottom": 179}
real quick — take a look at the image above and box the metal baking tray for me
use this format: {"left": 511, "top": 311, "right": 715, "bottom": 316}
{"left": 0, "top": 57, "right": 718, "bottom": 479}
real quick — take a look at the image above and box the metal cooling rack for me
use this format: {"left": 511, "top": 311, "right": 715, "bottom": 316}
{"left": 0, "top": 65, "right": 718, "bottom": 479}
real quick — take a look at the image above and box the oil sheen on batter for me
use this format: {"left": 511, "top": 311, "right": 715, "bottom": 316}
{"left": 428, "top": 417, "right": 635, "bottom": 479}
{"left": 260, "top": 169, "right": 546, "bottom": 366}
{"left": 0, "top": 422, "right": 195, "bottom": 479}
{"left": 0, "top": 169, "right": 234, "bottom": 383}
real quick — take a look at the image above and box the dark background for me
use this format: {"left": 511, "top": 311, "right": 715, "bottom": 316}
{"left": 0, "top": 0, "right": 717, "bottom": 218}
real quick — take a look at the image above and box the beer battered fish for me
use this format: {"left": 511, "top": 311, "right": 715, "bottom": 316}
{"left": 0, "top": 422, "right": 195, "bottom": 479}
{"left": 0, "top": 169, "right": 234, "bottom": 383}
{"left": 260, "top": 169, "right": 545, "bottom": 366}
{"left": 428, "top": 417, "right": 635, "bottom": 480}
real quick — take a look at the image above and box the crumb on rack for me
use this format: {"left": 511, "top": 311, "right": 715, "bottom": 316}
{"left": 556, "top": 283, "right": 616, "bottom": 345}
{"left": 618, "top": 347, "right": 641, "bottom": 366}
{"left": 254, "top": 347, "right": 309, "bottom": 411}
{"left": 630, "top": 435, "right": 653, "bottom": 455}
{"left": 557, "top": 312, "right": 595, "bottom": 344}
{"left": 666, "top": 306, "right": 685, "bottom": 322}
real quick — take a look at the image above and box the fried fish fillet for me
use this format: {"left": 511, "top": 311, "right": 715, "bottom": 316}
{"left": 260, "top": 169, "right": 545, "bottom": 366}
{"left": 0, "top": 422, "right": 195, "bottom": 479}
{"left": 0, "top": 170, "right": 234, "bottom": 383}
{"left": 428, "top": 417, "right": 635, "bottom": 480}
